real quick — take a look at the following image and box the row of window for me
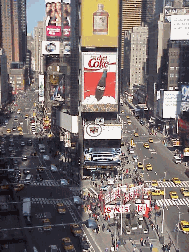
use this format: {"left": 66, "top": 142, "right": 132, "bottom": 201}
{"left": 170, "top": 73, "right": 179, "bottom": 78}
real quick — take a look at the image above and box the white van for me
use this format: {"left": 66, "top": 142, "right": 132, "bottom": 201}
{"left": 173, "top": 155, "right": 182, "bottom": 164}
{"left": 24, "top": 174, "right": 33, "bottom": 184}
{"left": 108, "top": 178, "right": 114, "bottom": 185}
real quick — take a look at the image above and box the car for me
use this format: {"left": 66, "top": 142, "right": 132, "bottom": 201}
{"left": 60, "top": 179, "right": 69, "bottom": 186}
{"left": 134, "top": 132, "right": 139, "bottom": 137}
{"left": 27, "top": 140, "right": 32, "bottom": 146}
{"left": 37, "top": 167, "right": 45, "bottom": 173}
{"left": 169, "top": 191, "right": 178, "bottom": 200}
{"left": 25, "top": 114, "right": 29, "bottom": 119}
{"left": 19, "top": 121, "right": 23, "bottom": 125}
{"left": 121, "top": 110, "right": 124, "bottom": 114}
{"left": 36, "top": 174, "right": 43, "bottom": 182}
{"left": 149, "top": 138, "right": 153, "bottom": 143}
{"left": 151, "top": 180, "right": 158, "bottom": 187}
{"left": 12, "top": 126, "right": 17, "bottom": 131}
{"left": 42, "top": 219, "right": 52, "bottom": 231}
{"left": 8, "top": 146, "right": 13, "bottom": 152}
{"left": 1, "top": 184, "right": 9, "bottom": 190}
{"left": 150, "top": 189, "right": 164, "bottom": 196}
{"left": 137, "top": 162, "right": 144, "bottom": 169}
{"left": 146, "top": 163, "right": 153, "bottom": 171}
{"left": 49, "top": 245, "right": 58, "bottom": 252}
{"left": 14, "top": 184, "right": 24, "bottom": 192}
{"left": 6, "top": 129, "right": 11, "bottom": 133}
{"left": 17, "top": 109, "right": 21, "bottom": 114}
{"left": 126, "top": 116, "right": 130, "bottom": 119}
{"left": 14, "top": 117, "right": 18, "bottom": 121}
{"left": 140, "top": 120, "right": 144, "bottom": 125}
{"left": 129, "top": 148, "right": 134, "bottom": 154}
{"left": 128, "top": 120, "right": 132, "bottom": 125}
{"left": 143, "top": 143, "right": 150, "bottom": 149}
{"left": 22, "top": 156, "right": 27, "bottom": 161}
{"left": 132, "top": 155, "right": 138, "bottom": 161}
{"left": 57, "top": 203, "right": 66, "bottom": 214}
{"left": 21, "top": 141, "right": 25, "bottom": 146}
{"left": 62, "top": 237, "right": 75, "bottom": 252}
{"left": 23, "top": 169, "right": 30, "bottom": 175}
{"left": 180, "top": 221, "right": 189, "bottom": 234}
{"left": 70, "top": 224, "right": 83, "bottom": 237}
{"left": 172, "top": 177, "right": 181, "bottom": 184}
{"left": 180, "top": 188, "right": 189, "bottom": 197}
{"left": 17, "top": 126, "right": 22, "bottom": 131}
{"left": 51, "top": 164, "right": 58, "bottom": 172}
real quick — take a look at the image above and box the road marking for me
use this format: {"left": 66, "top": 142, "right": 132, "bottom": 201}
{"left": 156, "top": 198, "right": 189, "bottom": 207}
{"left": 145, "top": 181, "right": 189, "bottom": 188}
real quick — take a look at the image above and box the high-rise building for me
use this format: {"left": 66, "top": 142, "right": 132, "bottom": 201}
{"left": 0, "top": 0, "right": 27, "bottom": 72}
{"left": 34, "top": 21, "right": 45, "bottom": 73}
{"left": 121, "top": 0, "right": 157, "bottom": 69}
{"left": 0, "top": 48, "right": 9, "bottom": 107}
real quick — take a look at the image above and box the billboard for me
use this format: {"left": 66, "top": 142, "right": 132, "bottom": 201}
{"left": 178, "top": 118, "right": 189, "bottom": 132}
{"left": 163, "top": 91, "right": 181, "bottom": 118}
{"left": 45, "top": 0, "right": 62, "bottom": 37}
{"left": 63, "top": 41, "right": 71, "bottom": 54}
{"left": 84, "top": 124, "right": 121, "bottom": 139}
{"left": 171, "top": 15, "right": 189, "bottom": 40}
{"left": 104, "top": 204, "right": 131, "bottom": 218}
{"left": 82, "top": 52, "right": 118, "bottom": 112}
{"left": 81, "top": 0, "right": 119, "bottom": 47}
{"left": 42, "top": 41, "right": 60, "bottom": 54}
{"left": 181, "top": 85, "right": 189, "bottom": 112}
{"left": 39, "top": 74, "right": 44, "bottom": 102}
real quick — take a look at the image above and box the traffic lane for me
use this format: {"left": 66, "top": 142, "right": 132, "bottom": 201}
{"left": 135, "top": 141, "right": 187, "bottom": 181}
{"left": 165, "top": 205, "right": 189, "bottom": 252}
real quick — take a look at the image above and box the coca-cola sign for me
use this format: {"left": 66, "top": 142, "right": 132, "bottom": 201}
{"left": 82, "top": 52, "right": 118, "bottom": 109}
{"left": 85, "top": 55, "right": 116, "bottom": 71}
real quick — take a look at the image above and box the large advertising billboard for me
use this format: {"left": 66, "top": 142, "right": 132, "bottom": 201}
{"left": 181, "top": 85, "right": 189, "bottom": 112}
{"left": 82, "top": 52, "right": 118, "bottom": 112}
{"left": 84, "top": 124, "right": 122, "bottom": 139}
{"left": 163, "top": 91, "right": 181, "bottom": 118}
{"left": 42, "top": 41, "right": 60, "bottom": 54}
{"left": 45, "top": 0, "right": 62, "bottom": 37}
{"left": 39, "top": 74, "right": 44, "bottom": 102}
{"left": 45, "top": 0, "right": 71, "bottom": 38}
{"left": 171, "top": 15, "right": 189, "bottom": 40}
{"left": 81, "top": 0, "right": 119, "bottom": 47}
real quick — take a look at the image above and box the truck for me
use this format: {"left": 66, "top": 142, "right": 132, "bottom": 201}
{"left": 38, "top": 144, "right": 45, "bottom": 153}
{"left": 23, "top": 198, "right": 31, "bottom": 217}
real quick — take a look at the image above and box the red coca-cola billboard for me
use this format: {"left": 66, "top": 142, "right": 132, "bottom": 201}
{"left": 178, "top": 118, "right": 189, "bottom": 132}
{"left": 82, "top": 52, "right": 118, "bottom": 112}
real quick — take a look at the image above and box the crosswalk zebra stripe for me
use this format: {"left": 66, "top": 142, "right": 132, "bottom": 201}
{"left": 177, "top": 199, "right": 185, "bottom": 205}
{"left": 166, "top": 199, "right": 173, "bottom": 206}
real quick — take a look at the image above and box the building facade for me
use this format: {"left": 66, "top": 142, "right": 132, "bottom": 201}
{"left": 34, "top": 21, "right": 45, "bottom": 73}
{"left": 1, "top": 0, "right": 27, "bottom": 72}
{"left": 0, "top": 49, "right": 8, "bottom": 107}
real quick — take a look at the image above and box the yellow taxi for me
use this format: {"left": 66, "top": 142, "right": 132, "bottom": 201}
{"left": 151, "top": 180, "right": 158, "bottom": 187}
{"left": 172, "top": 177, "right": 181, "bottom": 184}
{"left": 57, "top": 203, "right": 66, "bottom": 214}
{"left": 17, "top": 126, "right": 22, "bottom": 131}
{"left": 25, "top": 114, "right": 29, "bottom": 119}
{"left": 180, "top": 221, "right": 189, "bottom": 234}
{"left": 126, "top": 116, "right": 130, "bottom": 119}
{"left": 150, "top": 189, "right": 164, "bottom": 196}
{"left": 42, "top": 219, "right": 52, "bottom": 231}
{"left": 137, "top": 162, "right": 144, "bottom": 170}
{"left": 70, "top": 224, "right": 83, "bottom": 237}
{"left": 128, "top": 120, "right": 132, "bottom": 125}
{"left": 1, "top": 184, "right": 9, "bottom": 190}
{"left": 169, "top": 191, "right": 178, "bottom": 200}
{"left": 143, "top": 143, "right": 150, "bottom": 149}
{"left": 149, "top": 138, "right": 153, "bottom": 143}
{"left": 19, "top": 131, "right": 23, "bottom": 136}
{"left": 121, "top": 110, "right": 124, "bottom": 114}
{"left": 6, "top": 128, "right": 11, "bottom": 133}
{"left": 62, "top": 237, "right": 75, "bottom": 251}
{"left": 145, "top": 163, "right": 153, "bottom": 171}
{"left": 129, "top": 184, "right": 135, "bottom": 188}
{"left": 131, "top": 142, "right": 136, "bottom": 148}
{"left": 134, "top": 132, "right": 139, "bottom": 137}
{"left": 180, "top": 188, "right": 189, "bottom": 197}
{"left": 14, "top": 184, "right": 24, "bottom": 192}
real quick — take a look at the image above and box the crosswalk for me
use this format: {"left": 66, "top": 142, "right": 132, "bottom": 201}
{"left": 23, "top": 180, "right": 61, "bottom": 187}
{"left": 145, "top": 181, "right": 189, "bottom": 188}
{"left": 31, "top": 197, "right": 73, "bottom": 208}
{"left": 156, "top": 198, "right": 189, "bottom": 207}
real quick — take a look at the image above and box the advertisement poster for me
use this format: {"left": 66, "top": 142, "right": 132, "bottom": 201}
{"left": 45, "top": 0, "right": 71, "bottom": 38}
{"left": 171, "top": 15, "right": 189, "bottom": 40}
{"left": 163, "top": 91, "right": 181, "bottom": 118}
{"left": 39, "top": 75, "right": 44, "bottom": 102}
{"left": 81, "top": 0, "right": 119, "bottom": 47}
{"left": 82, "top": 52, "right": 118, "bottom": 112}
{"left": 42, "top": 41, "right": 60, "bottom": 54}
{"left": 104, "top": 204, "right": 131, "bottom": 218}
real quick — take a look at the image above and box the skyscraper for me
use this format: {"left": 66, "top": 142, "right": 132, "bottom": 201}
{"left": 0, "top": 0, "right": 27, "bottom": 71}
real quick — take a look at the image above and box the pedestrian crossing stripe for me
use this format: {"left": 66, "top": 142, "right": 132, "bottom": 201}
{"left": 145, "top": 181, "right": 189, "bottom": 188}
{"left": 156, "top": 198, "right": 189, "bottom": 207}
{"left": 31, "top": 197, "right": 72, "bottom": 206}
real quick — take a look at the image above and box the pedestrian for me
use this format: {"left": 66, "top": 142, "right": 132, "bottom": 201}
{"left": 140, "top": 237, "right": 143, "bottom": 246}
{"left": 98, "top": 224, "right": 100, "bottom": 233}
{"left": 102, "top": 223, "right": 105, "bottom": 232}
{"left": 150, "top": 243, "right": 153, "bottom": 252}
